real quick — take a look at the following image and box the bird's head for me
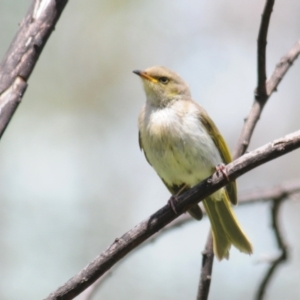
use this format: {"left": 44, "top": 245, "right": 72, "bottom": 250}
{"left": 133, "top": 66, "right": 191, "bottom": 106}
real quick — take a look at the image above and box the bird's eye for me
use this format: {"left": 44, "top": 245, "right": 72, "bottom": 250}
{"left": 158, "top": 77, "right": 169, "bottom": 84}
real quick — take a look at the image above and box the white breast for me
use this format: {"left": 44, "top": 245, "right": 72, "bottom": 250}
{"left": 139, "top": 101, "right": 222, "bottom": 188}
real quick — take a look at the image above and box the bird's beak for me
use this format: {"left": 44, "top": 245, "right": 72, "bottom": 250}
{"left": 133, "top": 70, "right": 158, "bottom": 83}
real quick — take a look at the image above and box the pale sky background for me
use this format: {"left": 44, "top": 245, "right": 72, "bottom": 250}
{"left": 0, "top": 1, "right": 300, "bottom": 300}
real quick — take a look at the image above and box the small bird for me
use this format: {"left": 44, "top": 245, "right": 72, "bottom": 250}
{"left": 134, "top": 66, "right": 252, "bottom": 260}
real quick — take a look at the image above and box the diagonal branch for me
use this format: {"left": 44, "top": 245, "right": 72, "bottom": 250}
{"left": 45, "top": 129, "right": 300, "bottom": 300}
{"left": 0, "top": 0, "right": 68, "bottom": 138}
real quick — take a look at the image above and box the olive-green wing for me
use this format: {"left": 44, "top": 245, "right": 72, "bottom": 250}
{"left": 199, "top": 108, "right": 238, "bottom": 205}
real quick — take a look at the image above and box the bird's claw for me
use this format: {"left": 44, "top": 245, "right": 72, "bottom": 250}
{"left": 168, "top": 195, "right": 178, "bottom": 215}
{"left": 215, "top": 163, "right": 229, "bottom": 181}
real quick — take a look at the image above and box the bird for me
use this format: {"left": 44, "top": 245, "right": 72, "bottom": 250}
{"left": 133, "top": 66, "right": 253, "bottom": 260}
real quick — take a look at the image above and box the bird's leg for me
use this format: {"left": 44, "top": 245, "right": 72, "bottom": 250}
{"left": 215, "top": 163, "right": 229, "bottom": 181}
{"left": 168, "top": 197, "right": 178, "bottom": 214}
{"left": 168, "top": 184, "right": 188, "bottom": 215}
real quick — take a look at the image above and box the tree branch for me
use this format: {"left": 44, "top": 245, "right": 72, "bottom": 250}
{"left": 45, "top": 129, "right": 300, "bottom": 300}
{"left": 0, "top": 0, "right": 68, "bottom": 139}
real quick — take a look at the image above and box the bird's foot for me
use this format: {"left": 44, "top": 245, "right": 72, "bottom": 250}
{"left": 215, "top": 163, "right": 229, "bottom": 181}
{"left": 168, "top": 195, "right": 178, "bottom": 215}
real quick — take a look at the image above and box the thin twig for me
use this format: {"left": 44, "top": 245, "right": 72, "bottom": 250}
{"left": 234, "top": 0, "right": 276, "bottom": 159}
{"left": 267, "top": 40, "right": 300, "bottom": 95}
{"left": 256, "top": 198, "right": 288, "bottom": 300}
{"left": 45, "top": 130, "right": 300, "bottom": 300}
{"left": 197, "top": 231, "right": 214, "bottom": 300}
{"left": 256, "top": 0, "right": 275, "bottom": 100}
{"left": 198, "top": 1, "right": 276, "bottom": 299}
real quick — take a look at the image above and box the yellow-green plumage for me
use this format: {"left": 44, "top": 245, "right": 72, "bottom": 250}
{"left": 203, "top": 193, "right": 252, "bottom": 259}
{"left": 134, "top": 66, "right": 253, "bottom": 260}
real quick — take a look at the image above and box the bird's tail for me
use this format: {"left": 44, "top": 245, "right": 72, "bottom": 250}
{"left": 203, "top": 189, "right": 253, "bottom": 260}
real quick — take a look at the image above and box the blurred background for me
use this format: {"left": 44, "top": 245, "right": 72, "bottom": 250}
{"left": 0, "top": 0, "right": 300, "bottom": 299}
